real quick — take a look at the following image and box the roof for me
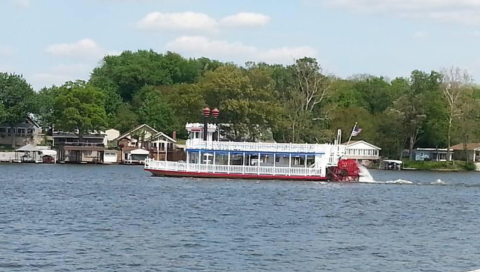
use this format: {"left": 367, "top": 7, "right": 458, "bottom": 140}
{"left": 52, "top": 132, "right": 106, "bottom": 139}
{"left": 16, "top": 144, "right": 38, "bottom": 152}
{"left": 382, "top": 160, "right": 403, "bottom": 164}
{"left": 16, "top": 144, "right": 50, "bottom": 152}
{"left": 343, "top": 140, "right": 381, "bottom": 150}
{"left": 416, "top": 148, "right": 449, "bottom": 152}
{"left": 450, "top": 143, "right": 480, "bottom": 151}
{"left": 114, "top": 124, "right": 159, "bottom": 142}
{"left": 150, "top": 132, "right": 176, "bottom": 143}
{"left": 127, "top": 149, "right": 150, "bottom": 155}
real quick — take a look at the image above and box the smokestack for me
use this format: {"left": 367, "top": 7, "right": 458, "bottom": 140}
{"left": 172, "top": 131, "right": 177, "bottom": 141}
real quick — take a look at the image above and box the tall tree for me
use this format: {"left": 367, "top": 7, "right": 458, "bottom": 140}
{"left": 441, "top": 67, "right": 473, "bottom": 160}
{"left": 453, "top": 89, "right": 480, "bottom": 162}
{"left": 135, "top": 86, "right": 175, "bottom": 133}
{"left": 0, "top": 73, "right": 36, "bottom": 146}
{"left": 53, "top": 81, "right": 108, "bottom": 140}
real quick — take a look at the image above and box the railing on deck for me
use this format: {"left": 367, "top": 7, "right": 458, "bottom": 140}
{"left": 187, "top": 139, "right": 330, "bottom": 153}
{"left": 145, "top": 159, "right": 326, "bottom": 177}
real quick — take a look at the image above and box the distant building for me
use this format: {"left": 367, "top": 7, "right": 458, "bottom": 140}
{"left": 0, "top": 116, "right": 43, "bottom": 146}
{"left": 343, "top": 140, "right": 381, "bottom": 162}
{"left": 53, "top": 132, "right": 106, "bottom": 163}
{"left": 411, "top": 148, "right": 450, "bottom": 161}
{"left": 105, "top": 129, "right": 120, "bottom": 146}
{"left": 114, "top": 124, "right": 158, "bottom": 164}
{"left": 451, "top": 143, "right": 480, "bottom": 162}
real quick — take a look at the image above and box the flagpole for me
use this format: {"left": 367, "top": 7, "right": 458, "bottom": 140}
{"left": 347, "top": 122, "right": 357, "bottom": 146}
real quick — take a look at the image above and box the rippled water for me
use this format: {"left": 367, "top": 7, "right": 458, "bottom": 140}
{"left": 1, "top": 164, "right": 480, "bottom": 272}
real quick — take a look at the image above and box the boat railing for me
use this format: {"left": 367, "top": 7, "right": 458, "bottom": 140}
{"left": 186, "top": 139, "right": 337, "bottom": 154}
{"left": 145, "top": 159, "right": 325, "bottom": 177}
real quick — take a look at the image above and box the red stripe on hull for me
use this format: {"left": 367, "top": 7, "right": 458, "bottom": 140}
{"left": 145, "top": 169, "right": 329, "bottom": 181}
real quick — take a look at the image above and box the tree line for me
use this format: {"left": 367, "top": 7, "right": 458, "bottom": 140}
{"left": 1, "top": 50, "right": 479, "bottom": 159}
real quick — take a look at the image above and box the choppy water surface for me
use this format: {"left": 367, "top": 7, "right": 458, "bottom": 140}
{"left": 1, "top": 165, "right": 480, "bottom": 272}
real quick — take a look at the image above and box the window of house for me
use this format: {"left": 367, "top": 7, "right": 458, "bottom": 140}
{"left": 27, "top": 128, "right": 34, "bottom": 134}
{"left": 17, "top": 128, "right": 26, "bottom": 135}
{"left": 0, "top": 128, "right": 6, "bottom": 133}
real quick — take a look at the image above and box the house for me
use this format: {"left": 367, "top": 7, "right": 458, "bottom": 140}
{"left": 105, "top": 129, "right": 120, "bottom": 147}
{"left": 343, "top": 141, "right": 381, "bottom": 163}
{"left": 0, "top": 116, "right": 43, "bottom": 146}
{"left": 53, "top": 132, "right": 106, "bottom": 163}
{"left": 149, "top": 131, "right": 180, "bottom": 161}
{"left": 114, "top": 124, "right": 159, "bottom": 163}
{"left": 411, "top": 148, "right": 450, "bottom": 161}
{"left": 451, "top": 143, "right": 480, "bottom": 162}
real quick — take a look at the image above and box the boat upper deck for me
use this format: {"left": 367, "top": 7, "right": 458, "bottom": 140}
{"left": 186, "top": 139, "right": 346, "bottom": 155}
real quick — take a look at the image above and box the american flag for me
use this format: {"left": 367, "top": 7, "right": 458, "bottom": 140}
{"left": 351, "top": 125, "right": 362, "bottom": 137}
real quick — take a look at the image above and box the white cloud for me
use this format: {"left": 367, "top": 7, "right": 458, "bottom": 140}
{"left": 11, "top": 0, "right": 30, "bottom": 8}
{"left": 413, "top": 31, "right": 427, "bottom": 39}
{"left": 166, "top": 36, "right": 317, "bottom": 64}
{"left": 46, "top": 38, "right": 104, "bottom": 59}
{"left": 0, "top": 45, "right": 16, "bottom": 57}
{"left": 325, "top": 0, "right": 480, "bottom": 26}
{"left": 31, "top": 63, "right": 93, "bottom": 89}
{"left": 260, "top": 46, "right": 318, "bottom": 63}
{"left": 220, "top": 12, "right": 271, "bottom": 28}
{"left": 137, "top": 12, "right": 218, "bottom": 32}
{"left": 136, "top": 11, "right": 271, "bottom": 32}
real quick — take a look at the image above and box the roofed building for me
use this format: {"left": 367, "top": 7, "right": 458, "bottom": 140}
{"left": 343, "top": 140, "right": 381, "bottom": 162}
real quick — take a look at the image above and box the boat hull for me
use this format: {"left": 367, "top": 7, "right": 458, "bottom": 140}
{"left": 145, "top": 169, "right": 329, "bottom": 181}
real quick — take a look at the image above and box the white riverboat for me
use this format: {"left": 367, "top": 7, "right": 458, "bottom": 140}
{"left": 145, "top": 122, "right": 361, "bottom": 182}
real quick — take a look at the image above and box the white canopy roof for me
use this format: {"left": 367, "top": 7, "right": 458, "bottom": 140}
{"left": 128, "top": 149, "right": 150, "bottom": 155}
{"left": 16, "top": 144, "right": 50, "bottom": 152}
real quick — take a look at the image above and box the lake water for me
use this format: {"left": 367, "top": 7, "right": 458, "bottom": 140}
{"left": 1, "top": 164, "right": 480, "bottom": 272}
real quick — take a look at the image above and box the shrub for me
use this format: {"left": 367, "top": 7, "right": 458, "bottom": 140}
{"left": 464, "top": 162, "right": 477, "bottom": 171}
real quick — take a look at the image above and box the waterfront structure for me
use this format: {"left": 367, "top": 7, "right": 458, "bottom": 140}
{"left": 343, "top": 140, "right": 381, "bottom": 162}
{"left": 14, "top": 144, "right": 56, "bottom": 163}
{"left": 53, "top": 132, "right": 106, "bottom": 163}
{"left": 149, "top": 131, "right": 178, "bottom": 161}
{"left": 411, "top": 148, "right": 450, "bottom": 161}
{"left": 451, "top": 143, "right": 480, "bottom": 162}
{"left": 114, "top": 124, "right": 158, "bottom": 163}
{"left": 103, "top": 150, "right": 118, "bottom": 164}
{"left": 0, "top": 116, "right": 43, "bottom": 146}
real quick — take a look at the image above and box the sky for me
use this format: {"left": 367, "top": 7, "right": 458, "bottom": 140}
{"left": 2, "top": 0, "right": 480, "bottom": 90}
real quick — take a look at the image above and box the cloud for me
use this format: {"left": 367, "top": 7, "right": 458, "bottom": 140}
{"left": 137, "top": 12, "right": 218, "bottom": 32}
{"left": 324, "top": 0, "right": 480, "bottom": 26}
{"left": 31, "top": 63, "right": 93, "bottom": 89}
{"left": 220, "top": 13, "right": 271, "bottom": 28}
{"left": 413, "top": 31, "right": 427, "bottom": 39}
{"left": 11, "top": 0, "right": 30, "bottom": 8}
{"left": 136, "top": 11, "right": 271, "bottom": 32}
{"left": 0, "top": 45, "right": 16, "bottom": 57}
{"left": 46, "top": 38, "right": 104, "bottom": 59}
{"left": 166, "top": 36, "right": 317, "bottom": 64}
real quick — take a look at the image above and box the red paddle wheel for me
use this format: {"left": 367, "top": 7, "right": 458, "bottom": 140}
{"left": 328, "top": 159, "right": 360, "bottom": 182}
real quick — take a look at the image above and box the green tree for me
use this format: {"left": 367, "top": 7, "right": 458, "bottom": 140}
{"left": 453, "top": 89, "right": 480, "bottom": 162}
{"left": 135, "top": 86, "right": 175, "bottom": 133}
{"left": 441, "top": 67, "right": 474, "bottom": 160}
{"left": 111, "top": 103, "right": 139, "bottom": 133}
{"left": 0, "top": 72, "right": 36, "bottom": 146}
{"left": 53, "top": 81, "right": 108, "bottom": 140}
{"left": 35, "top": 86, "right": 61, "bottom": 133}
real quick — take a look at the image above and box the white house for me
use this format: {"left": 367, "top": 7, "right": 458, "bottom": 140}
{"left": 343, "top": 140, "right": 381, "bottom": 161}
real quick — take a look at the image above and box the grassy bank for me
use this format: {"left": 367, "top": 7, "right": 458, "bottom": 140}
{"left": 402, "top": 160, "right": 477, "bottom": 171}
